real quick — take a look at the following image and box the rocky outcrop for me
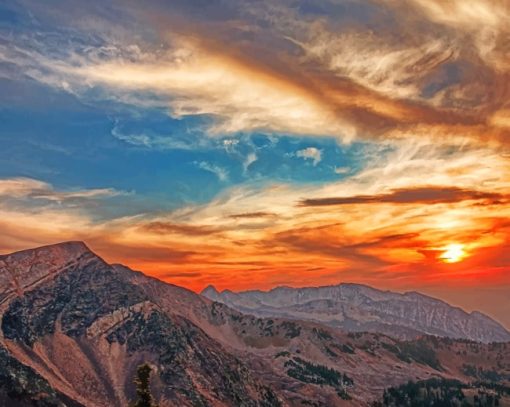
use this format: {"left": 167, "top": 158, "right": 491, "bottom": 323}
{"left": 201, "top": 283, "right": 510, "bottom": 343}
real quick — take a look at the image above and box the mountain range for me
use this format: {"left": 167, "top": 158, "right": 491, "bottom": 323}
{"left": 201, "top": 284, "right": 510, "bottom": 343}
{"left": 1, "top": 242, "right": 509, "bottom": 406}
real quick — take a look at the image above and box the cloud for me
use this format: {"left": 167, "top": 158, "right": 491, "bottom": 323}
{"left": 296, "top": 147, "right": 322, "bottom": 166}
{"left": 292, "top": 31, "right": 455, "bottom": 100}
{"left": 243, "top": 152, "right": 257, "bottom": 173}
{"left": 111, "top": 124, "right": 207, "bottom": 151}
{"left": 402, "top": 0, "right": 510, "bottom": 70}
{"left": 300, "top": 186, "right": 507, "bottom": 207}
{"left": 140, "top": 221, "right": 221, "bottom": 236}
{"left": 228, "top": 211, "right": 276, "bottom": 219}
{"left": 89, "top": 240, "right": 196, "bottom": 263}
{"left": 18, "top": 41, "right": 351, "bottom": 139}
{"left": 222, "top": 139, "right": 239, "bottom": 153}
{"left": 195, "top": 161, "right": 229, "bottom": 182}
{"left": 3, "top": 0, "right": 510, "bottom": 146}
{"left": 0, "top": 178, "right": 50, "bottom": 198}
{"left": 0, "top": 177, "right": 124, "bottom": 205}
{"left": 270, "top": 226, "right": 391, "bottom": 268}
{"left": 334, "top": 167, "right": 350, "bottom": 175}
{"left": 160, "top": 271, "right": 203, "bottom": 278}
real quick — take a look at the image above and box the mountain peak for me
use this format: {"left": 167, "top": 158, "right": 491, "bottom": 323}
{"left": 201, "top": 284, "right": 220, "bottom": 299}
{"left": 0, "top": 241, "right": 97, "bottom": 301}
{"left": 1, "top": 241, "right": 91, "bottom": 260}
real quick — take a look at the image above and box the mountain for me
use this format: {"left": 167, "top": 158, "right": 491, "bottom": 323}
{"left": 201, "top": 283, "right": 510, "bottom": 343}
{"left": 0, "top": 242, "right": 280, "bottom": 406}
{"left": 1, "top": 242, "right": 510, "bottom": 406}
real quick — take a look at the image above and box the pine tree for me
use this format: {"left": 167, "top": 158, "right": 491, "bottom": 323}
{"left": 131, "top": 363, "right": 158, "bottom": 407}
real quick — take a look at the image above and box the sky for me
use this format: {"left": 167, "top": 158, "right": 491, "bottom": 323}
{"left": 1, "top": 0, "right": 510, "bottom": 327}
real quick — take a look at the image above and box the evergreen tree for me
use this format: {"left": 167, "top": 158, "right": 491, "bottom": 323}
{"left": 131, "top": 363, "right": 158, "bottom": 407}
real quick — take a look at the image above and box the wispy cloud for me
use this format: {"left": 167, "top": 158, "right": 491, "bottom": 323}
{"left": 2, "top": 0, "right": 510, "bottom": 147}
{"left": 111, "top": 122, "right": 208, "bottom": 150}
{"left": 243, "top": 152, "right": 258, "bottom": 173}
{"left": 228, "top": 211, "right": 276, "bottom": 219}
{"left": 140, "top": 221, "right": 221, "bottom": 236}
{"left": 195, "top": 161, "right": 229, "bottom": 182}
{"left": 402, "top": 0, "right": 510, "bottom": 70}
{"left": 0, "top": 177, "right": 125, "bottom": 204}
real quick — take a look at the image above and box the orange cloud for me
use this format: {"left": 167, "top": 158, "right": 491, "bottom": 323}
{"left": 300, "top": 186, "right": 508, "bottom": 206}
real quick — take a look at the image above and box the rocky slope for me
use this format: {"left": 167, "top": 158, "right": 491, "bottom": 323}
{"left": 205, "top": 301, "right": 510, "bottom": 405}
{"left": 0, "top": 242, "right": 280, "bottom": 407}
{"left": 1, "top": 242, "right": 509, "bottom": 406}
{"left": 201, "top": 284, "right": 510, "bottom": 343}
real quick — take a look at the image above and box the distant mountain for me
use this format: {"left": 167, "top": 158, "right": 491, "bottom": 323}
{"left": 201, "top": 283, "right": 510, "bottom": 343}
{"left": 1, "top": 242, "right": 510, "bottom": 406}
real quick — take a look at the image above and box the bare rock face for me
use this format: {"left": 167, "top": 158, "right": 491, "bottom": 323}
{"left": 0, "top": 242, "right": 92, "bottom": 310}
{"left": 201, "top": 284, "right": 510, "bottom": 343}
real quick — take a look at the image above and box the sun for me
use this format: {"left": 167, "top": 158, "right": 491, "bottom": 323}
{"left": 440, "top": 243, "right": 466, "bottom": 263}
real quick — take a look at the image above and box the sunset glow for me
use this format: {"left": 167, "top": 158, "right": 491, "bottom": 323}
{"left": 1, "top": 0, "right": 510, "bottom": 329}
{"left": 440, "top": 244, "right": 467, "bottom": 264}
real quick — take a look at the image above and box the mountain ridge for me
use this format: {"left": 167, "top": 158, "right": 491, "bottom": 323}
{"left": 201, "top": 283, "right": 510, "bottom": 343}
{"left": 203, "top": 283, "right": 493, "bottom": 320}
